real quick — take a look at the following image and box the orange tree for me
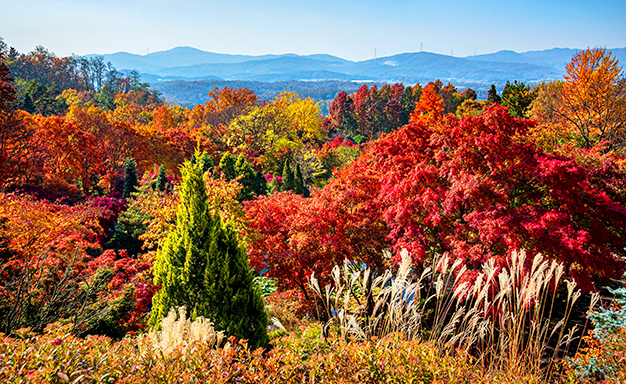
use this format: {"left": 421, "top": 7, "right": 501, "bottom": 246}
{"left": 532, "top": 48, "right": 626, "bottom": 154}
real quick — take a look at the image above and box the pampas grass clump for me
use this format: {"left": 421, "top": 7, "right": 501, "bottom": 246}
{"left": 309, "top": 249, "right": 600, "bottom": 379}
{"left": 146, "top": 307, "right": 225, "bottom": 356}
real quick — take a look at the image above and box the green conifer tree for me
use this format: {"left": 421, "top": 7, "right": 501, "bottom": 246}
{"left": 294, "top": 162, "right": 304, "bottom": 195}
{"left": 122, "top": 158, "right": 138, "bottom": 199}
{"left": 150, "top": 155, "right": 268, "bottom": 348}
{"left": 199, "top": 152, "right": 214, "bottom": 174}
{"left": 281, "top": 159, "right": 294, "bottom": 192}
{"left": 104, "top": 204, "right": 148, "bottom": 256}
{"left": 219, "top": 152, "right": 237, "bottom": 181}
{"left": 235, "top": 154, "right": 256, "bottom": 201}
{"left": 487, "top": 84, "right": 501, "bottom": 104}
{"left": 156, "top": 165, "right": 168, "bottom": 192}
{"left": 269, "top": 176, "right": 281, "bottom": 194}
{"left": 254, "top": 169, "right": 268, "bottom": 197}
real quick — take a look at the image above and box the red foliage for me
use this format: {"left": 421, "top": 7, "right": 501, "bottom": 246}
{"left": 88, "top": 249, "right": 157, "bottom": 332}
{"left": 89, "top": 196, "right": 126, "bottom": 243}
{"left": 245, "top": 156, "right": 389, "bottom": 297}
{"left": 248, "top": 104, "right": 626, "bottom": 292}
{"left": 373, "top": 104, "right": 626, "bottom": 289}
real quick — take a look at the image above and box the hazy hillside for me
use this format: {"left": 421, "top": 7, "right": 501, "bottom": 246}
{"left": 97, "top": 47, "right": 566, "bottom": 84}
{"left": 91, "top": 46, "right": 624, "bottom": 106}
{"left": 465, "top": 47, "right": 626, "bottom": 70}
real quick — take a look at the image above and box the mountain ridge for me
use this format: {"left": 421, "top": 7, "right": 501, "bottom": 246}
{"left": 91, "top": 46, "right": 625, "bottom": 86}
{"left": 88, "top": 46, "right": 624, "bottom": 106}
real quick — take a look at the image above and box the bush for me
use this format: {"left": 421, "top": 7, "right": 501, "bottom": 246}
{"left": 0, "top": 323, "right": 542, "bottom": 383}
{"left": 568, "top": 285, "right": 626, "bottom": 382}
{"left": 150, "top": 155, "right": 268, "bottom": 349}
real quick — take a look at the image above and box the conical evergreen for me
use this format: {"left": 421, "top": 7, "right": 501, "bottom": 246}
{"left": 219, "top": 152, "right": 237, "bottom": 181}
{"left": 199, "top": 152, "right": 214, "bottom": 175}
{"left": 156, "top": 165, "right": 168, "bottom": 192}
{"left": 254, "top": 169, "right": 268, "bottom": 197}
{"left": 122, "top": 158, "right": 138, "bottom": 199}
{"left": 150, "top": 154, "right": 268, "bottom": 349}
{"left": 487, "top": 84, "right": 501, "bottom": 104}
{"left": 280, "top": 159, "right": 294, "bottom": 192}
{"left": 294, "top": 162, "right": 304, "bottom": 195}
{"left": 269, "top": 176, "right": 281, "bottom": 194}
{"left": 235, "top": 154, "right": 256, "bottom": 201}
{"left": 21, "top": 93, "right": 36, "bottom": 114}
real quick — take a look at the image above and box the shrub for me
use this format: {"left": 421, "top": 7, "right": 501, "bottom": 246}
{"left": 568, "top": 285, "right": 626, "bottom": 382}
{"left": 264, "top": 289, "right": 305, "bottom": 331}
{"left": 0, "top": 323, "right": 541, "bottom": 383}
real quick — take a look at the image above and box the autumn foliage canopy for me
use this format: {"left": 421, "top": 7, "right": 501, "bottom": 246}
{"left": 246, "top": 104, "right": 626, "bottom": 292}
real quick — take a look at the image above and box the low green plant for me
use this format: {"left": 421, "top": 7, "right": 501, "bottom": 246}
{"left": 253, "top": 275, "right": 277, "bottom": 298}
{"left": 568, "top": 284, "right": 626, "bottom": 382}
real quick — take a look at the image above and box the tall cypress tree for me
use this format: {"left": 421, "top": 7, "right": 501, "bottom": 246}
{"left": 122, "top": 158, "right": 138, "bottom": 199}
{"left": 219, "top": 152, "right": 237, "bottom": 181}
{"left": 254, "top": 169, "right": 268, "bottom": 197}
{"left": 235, "top": 154, "right": 256, "bottom": 201}
{"left": 150, "top": 156, "right": 268, "bottom": 348}
{"left": 281, "top": 159, "right": 294, "bottom": 192}
{"left": 294, "top": 162, "right": 304, "bottom": 195}
{"left": 156, "top": 165, "right": 168, "bottom": 192}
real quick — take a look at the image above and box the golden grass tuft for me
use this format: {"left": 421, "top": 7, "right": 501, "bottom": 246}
{"left": 309, "top": 249, "right": 599, "bottom": 379}
{"left": 143, "top": 307, "right": 225, "bottom": 356}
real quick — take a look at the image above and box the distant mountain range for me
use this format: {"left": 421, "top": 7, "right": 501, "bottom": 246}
{"left": 87, "top": 46, "right": 626, "bottom": 106}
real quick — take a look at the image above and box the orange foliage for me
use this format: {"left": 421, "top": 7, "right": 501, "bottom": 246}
{"left": 411, "top": 81, "right": 444, "bottom": 123}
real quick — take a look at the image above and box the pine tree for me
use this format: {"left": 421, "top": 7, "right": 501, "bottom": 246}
{"left": 294, "top": 162, "right": 304, "bottom": 195}
{"left": 156, "top": 165, "right": 168, "bottom": 192}
{"left": 199, "top": 152, "right": 214, "bottom": 174}
{"left": 281, "top": 159, "right": 294, "bottom": 192}
{"left": 122, "top": 158, "right": 138, "bottom": 199}
{"left": 219, "top": 153, "right": 237, "bottom": 181}
{"left": 150, "top": 156, "right": 268, "bottom": 348}
{"left": 104, "top": 204, "right": 148, "bottom": 256}
{"left": 254, "top": 169, "right": 268, "bottom": 197}
{"left": 487, "top": 84, "right": 501, "bottom": 104}
{"left": 269, "top": 176, "right": 281, "bottom": 194}
{"left": 235, "top": 154, "right": 256, "bottom": 201}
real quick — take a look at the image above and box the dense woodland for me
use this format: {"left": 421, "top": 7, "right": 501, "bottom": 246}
{"left": 1, "top": 39, "right": 626, "bottom": 382}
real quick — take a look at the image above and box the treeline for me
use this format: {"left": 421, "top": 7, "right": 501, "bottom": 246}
{"left": 152, "top": 79, "right": 364, "bottom": 113}
{"left": 0, "top": 38, "right": 160, "bottom": 116}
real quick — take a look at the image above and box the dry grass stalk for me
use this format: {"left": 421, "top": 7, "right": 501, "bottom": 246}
{"left": 309, "top": 249, "right": 599, "bottom": 379}
{"left": 143, "top": 307, "right": 225, "bottom": 356}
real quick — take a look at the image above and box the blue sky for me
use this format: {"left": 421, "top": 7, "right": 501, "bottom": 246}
{"left": 1, "top": 0, "right": 625, "bottom": 61}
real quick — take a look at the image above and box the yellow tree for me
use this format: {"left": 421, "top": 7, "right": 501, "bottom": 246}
{"left": 225, "top": 92, "right": 326, "bottom": 172}
{"left": 559, "top": 48, "right": 626, "bottom": 152}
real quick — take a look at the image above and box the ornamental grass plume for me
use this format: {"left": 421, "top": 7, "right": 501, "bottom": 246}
{"left": 146, "top": 306, "right": 225, "bottom": 356}
{"left": 309, "top": 249, "right": 600, "bottom": 379}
